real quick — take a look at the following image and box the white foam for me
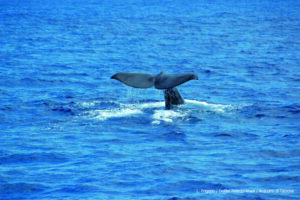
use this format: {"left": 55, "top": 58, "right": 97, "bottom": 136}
{"left": 89, "top": 108, "right": 143, "bottom": 121}
{"left": 184, "top": 99, "right": 233, "bottom": 113}
{"left": 80, "top": 101, "right": 97, "bottom": 108}
{"left": 152, "top": 109, "right": 187, "bottom": 124}
{"left": 81, "top": 99, "right": 240, "bottom": 122}
{"left": 130, "top": 101, "right": 165, "bottom": 109}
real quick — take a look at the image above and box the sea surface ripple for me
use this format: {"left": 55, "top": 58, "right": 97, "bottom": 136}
{"left": 0, "top": 0, "right": 299, "bottom": 199}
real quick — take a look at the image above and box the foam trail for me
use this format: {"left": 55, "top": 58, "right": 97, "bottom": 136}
{"left": 129, "top": 101, "right": 165, "bottom": 109}
{"left": 81, "top": 99, "right": 239, "bottom": 122}
{"left": 84, "top": 101, "right": 164, "bottom": 121}
{"left": 184, "top": 99, "right": 235, "bottom": 113}
{"left": 152, "top": 109, "right": 187, "bottom": 124}
{"left": 90, "top": 108, "right": 143, "bottom": 121}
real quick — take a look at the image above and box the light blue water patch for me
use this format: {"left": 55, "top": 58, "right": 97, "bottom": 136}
{"left": 0, "top": 0, "right": 300, "bottom": 199}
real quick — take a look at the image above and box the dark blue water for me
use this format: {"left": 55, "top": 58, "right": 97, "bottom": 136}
{"left": 1, "top": 0, "right": 300, "bottom": 199}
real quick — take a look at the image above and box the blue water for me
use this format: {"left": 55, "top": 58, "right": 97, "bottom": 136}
{"left": 1, "top": 0, "right": 300, "bottom": 199}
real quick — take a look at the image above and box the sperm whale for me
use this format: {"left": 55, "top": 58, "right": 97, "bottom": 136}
{"left": 111, "top": 72, "right": 198, "bottom": 109}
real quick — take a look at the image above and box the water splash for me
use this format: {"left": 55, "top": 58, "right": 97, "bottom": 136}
{"left": 79, "top": 99, "right": 240, "bottom": 123}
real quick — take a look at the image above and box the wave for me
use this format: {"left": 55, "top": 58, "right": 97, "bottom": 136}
{"left": 0, "top": 182, "right": 47, "bottom": 194}
{"left": 0, "top": 152, "right": 69, "bottom": 165}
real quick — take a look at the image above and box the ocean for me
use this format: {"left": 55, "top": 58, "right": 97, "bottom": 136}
{"left": 0, "top": 0, "right": 299, "bottom": 199}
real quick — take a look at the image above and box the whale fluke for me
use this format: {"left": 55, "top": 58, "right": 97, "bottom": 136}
{"left": 111, "top": 72, "right": 198, "bottom": 109}
{"left": 154, "top": 72, "right": 198, "bottom": 89}
{"left": 111, "top": 72, "right": 198, "bottom": 90}
{"left": 111, "top": 72, "right": 155, "bottom": 88}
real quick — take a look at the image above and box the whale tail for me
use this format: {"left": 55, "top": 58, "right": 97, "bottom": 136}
{"left": 111, "top": 72, "right": 156, "bottom": 89}
{"left": 111, "top": 72, "right": 198, "bottom": 109}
